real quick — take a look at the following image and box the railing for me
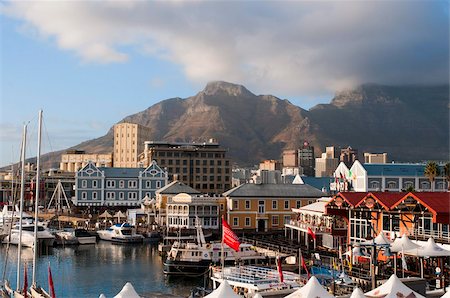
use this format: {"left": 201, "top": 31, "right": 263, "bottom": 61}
{"left": 410, "top": 228, "right": 450, "bottom": 243}
{"left": 287, "top": 220, "right": 332, "bottom": 233}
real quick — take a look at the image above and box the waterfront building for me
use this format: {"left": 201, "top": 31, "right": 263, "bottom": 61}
{"left": 330, "top": 160, "right": 448, "bottom": 192}
{"left": 223, "top": 183, "right": 325, "bottom": 232}
{"left": 326, "top": 191, "right": 450, "bottom": 244}
{"left": 138, "top": 140, "right": 232, "bottom": 194}
{"left": 60, "top": 150, "right": 113, "bottom": 172}
{"left": 155, "top": 180, "right": 201, "bottom": 225}
{"left": 364, "top": 152, "right": 388, "bottom": 164}
{"left": 114, "top": 122, "right": 152, "bottom": 168}
{"left": 72, "top": 161, "right": 167, "bottom": 207}
{"left": 340, "top": 146, "right": 358, "bottom": 168}
{"left": 166, "top": 193, "right": 225, "bottom": 230}
{"left": 315, "top": 146, "right": 339, "bottom": 177}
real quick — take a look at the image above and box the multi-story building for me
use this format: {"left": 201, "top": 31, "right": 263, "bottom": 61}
{"left": 60, "top": 150, "right": 113, "bottom": 172}
{"left": 114, "top": 122, "right": 152, "bottom": 168}
{"left": 340, "top": 146, "right": 358, "bottom": 168}
{"left": 166, "top": 193, "right": 226, "bottom": 230}
{"left": 283, "top": 150, "right": 298, "bottom": 168}
{"left": 315, "top": 146, "right": 339, "bottom": 177}
{"left": 259, "top": 160, "right": 282, "bottom": 171}
{"left": 364, "top": 152, "right": 388, "bottom": 164}
{"left": 331, "top": 160, "right": 448, "bottom": 192}
{"left": 282, "top": 142, "right": 315, "bottom": 177}
{"left": 139, "top": 140, "right": 232, "bottom": 194}
{"left": 223, "top": 183, "right": 325, "bottom": 232}
{"left": 73, "top": 161, "right": 167, "bottom": 207}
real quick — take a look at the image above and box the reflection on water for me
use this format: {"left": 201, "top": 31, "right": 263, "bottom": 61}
{"left": 0, "top": 241, "right": 202, "bottom": 298}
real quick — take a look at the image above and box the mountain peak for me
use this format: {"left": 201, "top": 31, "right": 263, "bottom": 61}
{"left": 202, "top": 81, "right": 254, "bottom": 97}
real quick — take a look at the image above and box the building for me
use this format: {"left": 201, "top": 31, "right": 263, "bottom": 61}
{"left": 315, "top": 146, "right": 339, "bottom": 177}
{"left": 139, "top": 140, "right": 232, "bottom": 194}
{"left": 259, "top": 160, "right": 282, "bottom": 171}
{"left": 331, "top": 160, "right": 448, "bottom": 192}
{"left": 60, "top": 150, "right": 113, "bottom": 172}
{"left": 223, "top": 183, "right": 326, "bottom": 232}
{"left": 282, "top": 142, "right": 315, "bottom": 177}
{"left": 73, "top": 161, "right": 167, "bottom": 207}
{"left": 364, "top": 152, "right": 388, "bottom": 164}
{"left": 114, "top": 122, "right": 152, "bottom": 168}
{"left": 340, "top": 146, "right": 358, "bottom": 168}
{"left": 283, "top": 150, "right": 298, "bottom": 167}
{"left": 166, "top": 193, "right": 225, "bottom": 230}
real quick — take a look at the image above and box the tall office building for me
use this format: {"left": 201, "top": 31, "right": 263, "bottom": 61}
{"left": 315, "top": 146, "right": 339, "bottom": 177}
{"left": 364, "top": 152, "right": 388, "bottom": 164}
{"left": 114, "top": 123, "right": 152, "bottom": 168}
{"left": 298, "top": 141, "right": 315, "bottom": 176}
{"left": 139, "top": 140, "right": 231, "bottom": 194}
{"left": 340, "top": 146, "right": 358, "bottom": 168}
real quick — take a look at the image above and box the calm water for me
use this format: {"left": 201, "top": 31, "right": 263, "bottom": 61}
{"left": 0, "top": 242, "right": 204, "bottom": 298}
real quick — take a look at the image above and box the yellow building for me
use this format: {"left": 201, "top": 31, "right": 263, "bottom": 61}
{"left": 60, "top": 150, "right": 113, "bottom": 172}
{"left": 223, "top": 183, "right": 325, "bottom": 232}
{"left": 114, "top": 122, "right": 152, "bottom": 168}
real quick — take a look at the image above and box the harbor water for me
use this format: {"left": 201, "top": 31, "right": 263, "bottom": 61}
{"left": 0, "top": 241, "right": 203, "bottom": 297}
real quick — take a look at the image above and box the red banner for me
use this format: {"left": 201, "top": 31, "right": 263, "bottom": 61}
{"left": 222, "top": 217, "right": 240, "bottom": 252}
{"left": 276, "top": 256, "right": 284, "bottom": 283}
{"left": 307, "top": 227, "right": 316, "bottom": 240}
{"left": 48, "top": 264, "right": 56, "bottom": 298}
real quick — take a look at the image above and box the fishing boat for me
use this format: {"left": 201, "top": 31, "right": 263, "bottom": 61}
{"left": 210, "top": 265, "right": 301, "bottom": 297}
{"left": 97, "top": 223, "right": 144, "bottom": 243}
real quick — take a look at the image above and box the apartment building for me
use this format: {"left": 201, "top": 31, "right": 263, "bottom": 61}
{"left": 139, "top": 140, "right": 231, "bottom": 194}
{"left": 60, "top": 150, "right": 113, "bottom": 172}
{"left": 114, "top": 123, "right": 152, "bottom": 168}
{"left": 315, "top": 146, "right": 339, "bottom": 177}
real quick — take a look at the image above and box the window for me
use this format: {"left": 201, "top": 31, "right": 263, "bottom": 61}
{"left": 284, "top": 200, "right": 289, "bottom": 209}
{"left": 233, "top": 217, "right": 239, "bottom": 226}
{"left": 245, "top": 217, "right": 251, "bottom": 227}
{"left": 119, "top": 192, "right": 124, "bottom": 199}
{"left": 387, "top": 181, "right": 397, "bottom": 189}
{"left": 420, "top": 181, "right": 430, "bottom": 189}
{"left": 106, "top": 192, "right": 115, "bottom": 199}
{"left": 296, "top": 201, "right": 301, "bottom": 208}
{"left": 146, "top": 180, "right": 151, "bottom": 188}
{"left": 92, "top": 180, "right": 98, "bottom": 188}
{"left": 156, "top": 181, "right": 161, "bottom": 188}
{"left": 82, "top": 180, "right": 87, "bottom": 188}
{"left": 233, "top": 200, "right": 238, "bottom": 210}
{"left": 284, "top": 216, "right": 291, "bottom": 224}
{"left": 128, "top": 180, "right": 137, "bottom": 188}
{"left": 128, "top": 192, "right": 137, "bottom": 200}
{"left": 92, "top": 192, "right": 97, "bottom": 200}
{"left": 81, "top": 192, "right": 87, "bottom": 199}
{"left": 370, "top": 181, "right": 380, "bottom": 190}
{"left": 106, "top": 180, "right": 115, "bottom": 188}
{"left": 245, "top": 200, "right": 250, "bottom": 209}
{"left": 272, "top": 200, "right": 277, "bottom": 209}
{"left": 272, "top": 215, "right": 279, "bottom": 226}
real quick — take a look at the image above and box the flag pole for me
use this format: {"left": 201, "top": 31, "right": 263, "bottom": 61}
{"left": 221, "top": 216, "right": 225, "bottom": 278}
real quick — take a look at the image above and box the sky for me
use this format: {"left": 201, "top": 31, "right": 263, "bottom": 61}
{"left": 0, "top": 1, "right": 448, "bottom": 167}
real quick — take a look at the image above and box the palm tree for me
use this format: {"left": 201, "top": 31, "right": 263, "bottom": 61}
{"left": 444, "top": 162, "right": 450, "bottom": 190}
{"left": 424, "top": 161, "right": 440, "bottom": 191}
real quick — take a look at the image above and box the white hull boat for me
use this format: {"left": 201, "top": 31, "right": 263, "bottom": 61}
{"left": 97, "top": 223, "right": 143, "bottom": 243}
{"left": 3, "top": 223, "right": 55, "bottom": 247}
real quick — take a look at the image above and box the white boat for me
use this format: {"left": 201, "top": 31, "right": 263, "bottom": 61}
{"left": 73, "top": 228, "right": 97, "bottom": 244}
{"left": 0, "top": 204, "right": 34, "bottom": 228}
{"left": 53, "top": 229, "right": 79, "bottom": 245}
{"left": 211, "top": 265, "right": 302, "bottom": 297}
{"left": 3, "top": 221, "right": 55, "bottom": 248}
{"left": 97, "top": 223, "right": 143, "bottom": 243}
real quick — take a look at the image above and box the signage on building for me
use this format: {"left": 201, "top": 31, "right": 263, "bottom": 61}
{"left": 364, "top": 197, "right": 375, "bottom": 209}
{"left": 335, "top": 197, "right": 344, "bottom": 207}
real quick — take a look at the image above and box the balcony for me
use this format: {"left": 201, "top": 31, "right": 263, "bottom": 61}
{"left": 287, "top": 220, "right": 332, "bottom": 234}
{"left": 410, "top": 228, "right": 450, "bottom": 244}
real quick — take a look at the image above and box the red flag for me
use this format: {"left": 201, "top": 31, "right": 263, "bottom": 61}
{"left": 307, "top": 227, "right": 316, "bottom": 240}
{"left": 222, "top": 216, "right": 240, "bottom": 252}
{"left": 23, "top": 264, "right": 28, "bottom": 298}
{"left": 301, "top": 254, "right": 310, "bottom": 280}
{"left": 276, "top": 256, "right": 284, "bottom": 283}
{"left": 48, "top": 264, "right": 56, "bottom": 298}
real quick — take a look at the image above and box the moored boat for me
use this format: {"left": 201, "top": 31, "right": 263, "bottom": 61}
{"left": 97, "top": 223, "right": 143, "bottom": 243}
{"left": 3, "top": 222, "right": 55, "bottom": 248}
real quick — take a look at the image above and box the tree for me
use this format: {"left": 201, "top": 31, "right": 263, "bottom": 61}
{"left": 444, "top": 162, "right": 450, "bottom": 190}
{"left": 424, "top": 161, "right": 440, "bottom": 191}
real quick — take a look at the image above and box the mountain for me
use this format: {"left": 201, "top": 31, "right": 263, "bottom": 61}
{"left": 32, "top": 82, "right": 450, "bottom": 169}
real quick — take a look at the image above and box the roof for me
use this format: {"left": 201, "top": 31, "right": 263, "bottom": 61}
{"left": 301, "top": 177, "right": 331, "bottom": 192}
{"left": 99, "top": 167, "right": 143, "bottom": 178}
{"left": 357, "top": 192, "right": 408, "bottom": 210}
{"left": 223, "top": 183, "right": 326, "bottom": 198}
{"left": 363, "top": 163, "right": 444, "bottom": 177}
{"left": 156, "top": 180, "right": 201, "bottom": 195}
{"left": 297, "top": 199, "right": 331, "bottom": 214}
{"left": 397, "top": 192, "right": 450, "bottom": 224}
{"left": 335, "top": 192, "right": 368, "bottom": 206}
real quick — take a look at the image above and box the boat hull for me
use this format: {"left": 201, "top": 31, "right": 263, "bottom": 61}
{"left": 77, "top": 236, "right": 97, "bottom": 245}
{"left": 163, "top": 259, "right": 211, "bottom": 276}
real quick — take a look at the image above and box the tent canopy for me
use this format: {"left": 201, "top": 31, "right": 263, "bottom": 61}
{"left": 390, "top": 235, "right": 420, "bottom": 253}
{"left": 204, "top": 280, "right": 239, "bottom": 298}
{"left": 99, "top": 211, "right": 112, "bottom": 218}
{"left": 364, "top": 275, "right": 425, "bottom": 298}
{"left": 405, "top": 238, "right": 450, "bottom": 257}
{"left": 113, "top": 282, "right": 140, "bottom": 298}
{"left": 284, "top": 276, "right": 335, "bottom": 298}
{"left": 114, "top": 211, "right": 127, "bottom": 218}
{"left": 350, "top": 287, "right": 366, "bottom": 298}
{"left": 441, "top": 290, "right": 450, "bottom": 298}
{"left": 362, "top": 232, "right": 392, "bottom": 246}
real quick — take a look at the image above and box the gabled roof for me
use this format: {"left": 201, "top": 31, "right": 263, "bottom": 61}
{"left": 393, "top": 192, "right": 450, "bottom": 224}
{"left": 98, "top": 167, "right": 143, "bottom": 178}
{"left": 223, "top": 183, "right": 326, "bottom": 198}
{"left": 156, "top": 180, "right": 201, "bottom": 195}
{"left": 356, "top": 192, "right": 408, "bottom": 210}
{"left": 334, "top": 192, "right": 368, "bottom": 207}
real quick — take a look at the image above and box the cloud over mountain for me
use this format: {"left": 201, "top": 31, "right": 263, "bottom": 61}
{"left": 2, "top": 1, "right": 448, "bottom": 98}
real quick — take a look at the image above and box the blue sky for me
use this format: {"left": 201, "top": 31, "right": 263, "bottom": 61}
{"left": 0, "top": 1, "right": 448, "bottom": 167}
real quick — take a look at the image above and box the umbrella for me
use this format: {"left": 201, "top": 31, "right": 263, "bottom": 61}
{"left": 113, "top": 282, "right": 140, "bottom": 298}
{"left": 99, "top": 210, "right": 112, "bottom": 218}
{"left": 204, "top": 280, "right": 239, "bottom": 298}
{"left": 114, "top": 211, "right": 127, "bottom": 221}
{"left": 390, "top": 235, "right": 420, "bottom": 253}
{"left": 350, "top": 287, "right": 366, "bottom": 298}
{"left": 364, "top": 275, "right": 425, "bottom": 298}
{"left": 284, "top": 276, "right": 335, "bottom": 298}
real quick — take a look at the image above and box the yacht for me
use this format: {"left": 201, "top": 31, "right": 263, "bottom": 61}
{"left": 73, "top": 228, "right": 97, "bottom": 244}
{"left": 97, "top": 223, "right": 144, "bottom": 243}
{"left": 0, "top": 204, "right": 34, "bottom": 228}
{"left": 2, "top": 221, "right": 55, "bottom": 248}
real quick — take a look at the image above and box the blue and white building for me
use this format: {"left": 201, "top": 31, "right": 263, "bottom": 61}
{"left": 73, "top": 161, "right": 168, "bottom": 207}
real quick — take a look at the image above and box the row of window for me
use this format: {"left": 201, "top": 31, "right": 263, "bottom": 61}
{"left": 81, "top": 180, "right": 161, "bottom": 189}
{"left": 161, "top": 165, "right": 230, "bottom": 175}
{"left": 80, "top": 191, "right": 144, "bottom": 200}
{"left": 369, "top": 180, "right": 447, "bottom": 190}
{"left": 155, "top": 152, "right": 226, "bottom": 159}
{"left": 231, "top": 215, "right": 291, "bottom": 227}
{"left": 167, "top": 217, "right": 219, "bottom": 227}
{"left": 233, "top": 200, "right": 304, "bottom": 210}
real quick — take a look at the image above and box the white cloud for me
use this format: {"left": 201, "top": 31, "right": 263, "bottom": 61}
{"left": 1, "top": 1, "right": 448, "bottom": 97}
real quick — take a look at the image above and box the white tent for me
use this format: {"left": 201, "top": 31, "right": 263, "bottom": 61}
{"left": 284, "top": 276, "right": 335, "bottom": 298}
{"left": 98, "top": 295, "right": 106, "bottom": 298}
{"left": 254, "top": 294, "right": 264, "bottom": 298}
{"left": 404, "top": 238, "right": 450, "bottom": 257}
{"left": 350, "top": 287, "right": 366, "bottom": 298}
{"left": 113, "top": 282, "right": 141, "bottom": 298}
{"left": 441, "top": 290, "right": 450, "bottom": 298}
{"left": 204, "top": 280, "right": 240, "bottom": 298}
{"left": 364, "top": 275, "right": 425, "bottom": 298}
{"left": 390, "top": 235, "right": 421, "bottom": 253}
{"left": 362, "top": 232, "right": 392, "bottom": 246}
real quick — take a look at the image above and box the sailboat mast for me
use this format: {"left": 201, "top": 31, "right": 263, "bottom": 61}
{"left": 32, "top": 110, "right": 43, "bottom": 285}
{"left": 17, "top": 124, "right": 27, "bottom": 290}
